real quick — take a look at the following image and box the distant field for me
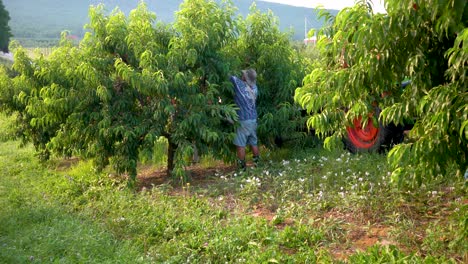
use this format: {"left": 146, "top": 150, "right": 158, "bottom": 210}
{"left": 24, "top": 47, "right": 54, "bottom": 58}
{"left": 14, "top": 38, "right": 59, "bottom": 48}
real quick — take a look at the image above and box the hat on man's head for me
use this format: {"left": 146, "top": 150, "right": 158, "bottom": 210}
{"left": 242, "top": 69, "right": 257, "bottom": 87}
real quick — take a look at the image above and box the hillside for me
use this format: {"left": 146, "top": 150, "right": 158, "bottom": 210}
{"left": 3, "top": 0, "right": 336, "bottom": 41}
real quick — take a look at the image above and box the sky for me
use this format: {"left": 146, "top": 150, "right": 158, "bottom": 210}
{"left": 261, "top": 0, "right": 386, "bottom": 13}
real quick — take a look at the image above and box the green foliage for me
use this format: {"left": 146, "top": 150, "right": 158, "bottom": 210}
{"left": 348, "top": 245, "right": 455, "bottom": 263}
{"left": 295, "top": 0, "right": 468, "bottom": 186}
{"left": 235, "top": 4, "right": 310, "bottom": 146}
{"left": 166, "top": 0, "right": 240, "bottom": 178}
{"left": 0, "top": 112, "right": 15, "bottom": 141}
{"left": 0, "top": 0, "right": 310, "bottom": 183}
{"left": 0, "top": 0, "right": 11, "bottom": 52}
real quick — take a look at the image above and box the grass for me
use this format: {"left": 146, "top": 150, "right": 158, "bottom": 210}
{"left": 0, "top": 112, "right": 16, "bottom": 142}
{"left": 0, "top": 113, "right": 466, "bottom": 263}
{"left": 0, "top": 141, "right": 144, "bottom": 263}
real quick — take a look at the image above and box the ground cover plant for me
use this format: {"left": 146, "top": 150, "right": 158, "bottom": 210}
{"left": 1, "top": 114, "right": 466, "bottom": 263}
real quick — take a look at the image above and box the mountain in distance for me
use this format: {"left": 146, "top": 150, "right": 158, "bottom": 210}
{"left": 3, "top": 0, "right": 337, "bottom": 41}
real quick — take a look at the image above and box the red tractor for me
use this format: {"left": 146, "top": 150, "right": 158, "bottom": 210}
{"left": 344, "top": 81, "right": 412, "bottom": 153}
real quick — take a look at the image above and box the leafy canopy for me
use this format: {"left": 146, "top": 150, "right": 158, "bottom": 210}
{"left": 295, "top": 0, "right": 468, "bottom": 186}
{"left": 236, "top": 4, "right": 309, "bottom": 146}
{"left": 0, "top": 0, "right": 308, "bottom": 183}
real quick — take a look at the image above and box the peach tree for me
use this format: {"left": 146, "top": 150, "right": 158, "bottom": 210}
{"left": 234, "top": 4, "right": 309, "bottom": 146}
{"left": 0, "top": 1, "right": 239, "bottom": 182}
{"left": 295, "top": 0, "right": 467, "bottom": 186}
{"left": 0, "top": 0, "right": 310, "bottom": 183}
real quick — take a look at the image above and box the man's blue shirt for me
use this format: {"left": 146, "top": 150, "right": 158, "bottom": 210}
{"left": 230, "top": 76, "right": 258, "bottom": 121}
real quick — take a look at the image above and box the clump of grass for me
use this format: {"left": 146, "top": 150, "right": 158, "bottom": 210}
{"left": 348, "top": 245, "right": 454, "bottom": 263}
{"left": 0, "top": 112, "right": 16, "bottom": 142}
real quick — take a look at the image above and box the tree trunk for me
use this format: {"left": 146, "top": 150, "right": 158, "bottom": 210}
{"left": 167, "top": 139, "right": 177, "bottom": 177}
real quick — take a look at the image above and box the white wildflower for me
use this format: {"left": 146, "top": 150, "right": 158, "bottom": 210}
{"left": 318, "top": 191, "right": 324, "bottom": 198}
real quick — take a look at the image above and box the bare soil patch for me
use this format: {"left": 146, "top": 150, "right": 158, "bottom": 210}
{"left": 137, "top": 162, "right": 236, "bottom": 191}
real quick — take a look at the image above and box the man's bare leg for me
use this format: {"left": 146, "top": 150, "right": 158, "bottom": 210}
{"left": 237, "top": 146, "right": 246, "bottom": 160}
{"left": 251, "top": 145, "right": 259, "bottom": 157}
{"left": 236, "top": 146, "right": 246, "bottom": 169}
{"left": 251, "top": 145, "right": 260, "bottom": 166}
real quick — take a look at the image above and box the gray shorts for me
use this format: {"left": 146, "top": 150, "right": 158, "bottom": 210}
{"left": 234, "top": 119, "right": 258, "bottom": 147}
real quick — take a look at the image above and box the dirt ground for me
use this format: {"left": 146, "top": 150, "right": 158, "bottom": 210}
{"left": 54, "top": 159, "right": 466, "bottom": 262}
{"left": 135, "top": 163, "right": 403, "bottom": 261}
